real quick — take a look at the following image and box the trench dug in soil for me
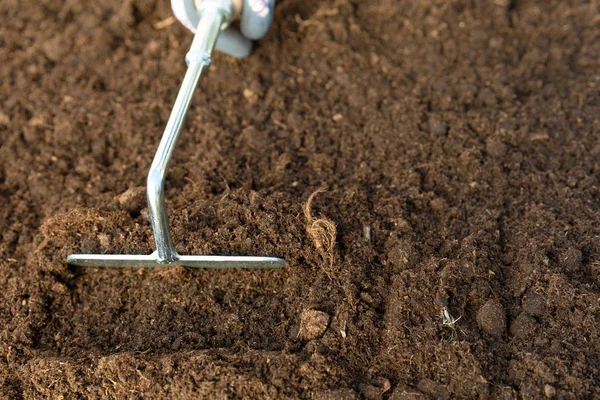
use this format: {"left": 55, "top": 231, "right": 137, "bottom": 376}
{"left": 1, "top": 0, "right": 599, "bottom": 398}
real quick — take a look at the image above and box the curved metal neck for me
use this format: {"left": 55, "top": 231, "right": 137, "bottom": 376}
{"left": 146, "top": 5, "right": 224, "bottom": 263}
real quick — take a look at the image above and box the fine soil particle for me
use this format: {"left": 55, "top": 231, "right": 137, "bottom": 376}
{"left": 358, "top": 377, "right": 391, "bottom": 400}
{"left": 386, "top": 240, "right": 417, "bottom": 272}
{"left": 510, "top": 313, "right": 538, "bottom": 340}
{"left": 1, "top": 0, "right": 600, "bottom": 398}
{"left": 544, "top": 384, "right": 557, "bottom": 399}
{"left": 416, "top": 378, "right": 451, "bottom": 400}
{"left": 389, "top": 390, "right": 428, "bottom": 400}
{"left": 522, "top": 291, "right": 547, "bottom": 317}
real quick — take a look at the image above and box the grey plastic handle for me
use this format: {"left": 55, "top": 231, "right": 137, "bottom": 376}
{"left": 240, "top": 0, "right": 275, "bottom": 40}
{"left": 217, "top": 28, "right": 253, "bottom": 58}
{"left": 171, "top": 0, "right": 275, "bottom": 58}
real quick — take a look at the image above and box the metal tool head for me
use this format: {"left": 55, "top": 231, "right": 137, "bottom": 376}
{"left": 67, "top": 0, "right": 285, "bottom": 269}
{"left": 67, "top": 252, "right": 286, "bottom": 269}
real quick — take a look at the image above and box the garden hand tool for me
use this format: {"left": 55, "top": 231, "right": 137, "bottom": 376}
{"left": 67, "top": 0, "right": 286, "bottom": 268}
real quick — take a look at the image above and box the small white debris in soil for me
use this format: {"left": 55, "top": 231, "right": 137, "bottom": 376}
{"left": 97, "top": 233, "right": 110, "bottom": 248}
{"left": 441, "top": 307, "right": 461, "bottom": 327}
{"left": 340, "top": 319, "right": 347, "bottom": 339}
{"left": 243, "top": 89, "right": 258, "bottom": 104}
{"left": 298, "top": 309, "right": 329, "bottom": 340}
{"left": 544, "top": 384, "right": 556, "bottom": 398}
{"left": 529, "top": 132, "right": 549, "bottom": 141}
{"left": 0, "top": 112, "right": 10, "bottom": 125}
{"left": 28, "top": 116, "right": 46, "bottom": 127}
{"left": 332, "top": 113, "right": 343, "bottom": 122}
{"left": 363, "top": 226, "right": 371, "bottom": 242}
{"left": 154, "top": 16, "right": 175, "bottom": 30}
{"left": 369, "top": 53, "right": 380, "bottom": 66}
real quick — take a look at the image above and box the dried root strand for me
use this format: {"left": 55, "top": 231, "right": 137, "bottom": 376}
{"left": 304, "top": 187, "right": 337, "bottom": 273}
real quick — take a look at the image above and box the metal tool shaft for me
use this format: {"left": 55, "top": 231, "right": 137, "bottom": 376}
{"left": 67, "top": 0, "right": 287, "bottom": 269}
{"left": 148, "top": 6, "right": 222, "bottom": 263}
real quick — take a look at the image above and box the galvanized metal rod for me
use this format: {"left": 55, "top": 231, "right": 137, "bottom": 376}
{"left": 147, "top": 5, "right": 224, "bottom": 263}
{"left": 67, "top": 0, "right": 287, "bottom": 269}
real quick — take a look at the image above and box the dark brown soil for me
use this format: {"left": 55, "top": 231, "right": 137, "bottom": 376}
{"left": 1, "top": 0, "right": 599, "bottom": 398}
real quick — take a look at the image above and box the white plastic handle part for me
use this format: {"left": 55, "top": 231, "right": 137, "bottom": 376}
{"left": 171, "top": 0, "right": 274, "bottom": 58}
{"left": 240, "top": 0, "right": 274, "bottom": 40}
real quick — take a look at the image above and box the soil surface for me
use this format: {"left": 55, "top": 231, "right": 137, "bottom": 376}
{"left": 1, "top": 0, "right": 599, "bottom": 398}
